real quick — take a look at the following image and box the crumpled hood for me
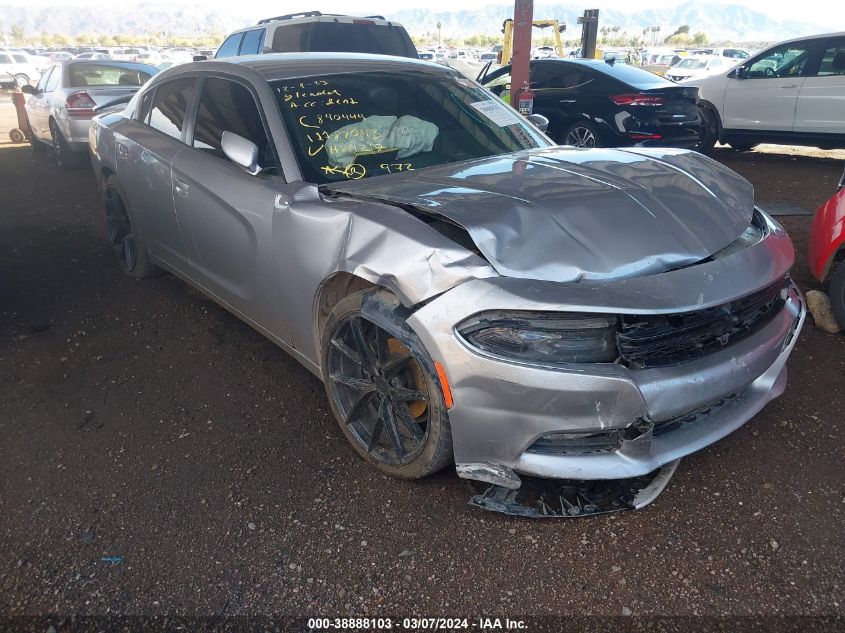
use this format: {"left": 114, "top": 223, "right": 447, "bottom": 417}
{"left": 328, "top": 146, "right": 755, "bottom": 282}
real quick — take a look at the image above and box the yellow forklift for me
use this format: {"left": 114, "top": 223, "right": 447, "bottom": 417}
{"left": 499, "top": 18, "right": 566, "bottom": 65}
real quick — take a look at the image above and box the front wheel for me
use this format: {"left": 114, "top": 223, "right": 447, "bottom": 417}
{"left": 321, "top": 290, "right": 453, "bottom": 479}
{"left": 829, "top": 262, "right": 845, "bottom": 331}
{"left": 728, "top": 141, "right": 758, "bottom": 152}
{"left": 13, "top": 74, "right": 29, "bottom": 89}
{"left": 697, "top": 106, "right": 719, "bottom": 154}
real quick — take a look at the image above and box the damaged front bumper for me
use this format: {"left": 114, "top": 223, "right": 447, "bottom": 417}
{"left": 408, "top": 218, "right": 804, "bottom": 513}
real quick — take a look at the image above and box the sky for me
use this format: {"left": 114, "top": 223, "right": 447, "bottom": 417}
{"left": 1, "top": 0, "right": 842, "bottom": 28}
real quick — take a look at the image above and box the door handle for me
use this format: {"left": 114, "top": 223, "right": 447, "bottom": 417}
{"left": 173, "top": 178, "right": 190, "bottom": 197}
{"left": 780, "top": 84, "right": 798, "bottom": 89}
{"left": 559, "top": 99, "right": 576, "bottom": 104}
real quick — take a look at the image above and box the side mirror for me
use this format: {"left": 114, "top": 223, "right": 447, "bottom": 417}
{"left": 20, "top": 84, "right": 37, "bottom": 95}
{"left": 192, "top": 55, "right": 207, "bottom": 62}
{"left": 221, "top": 131, "right": 261, "bottom": 175}
{"left": 733, "top": 66, "right": 747, "bottom": 79}
{"left": 525, "top": 113, "right": 549, "bottom": 133}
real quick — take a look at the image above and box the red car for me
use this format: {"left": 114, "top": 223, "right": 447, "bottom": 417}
{"left": 809, "top": 165, "right": 845, "bottom": 330}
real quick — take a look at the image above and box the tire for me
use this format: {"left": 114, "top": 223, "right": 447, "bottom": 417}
{"left": 49, "top": 120, "right": 81, "bottom": 169}
{"left": 320, "top": 289, "right": 453, "bottom": 479}
{"left": 697, "top": 105, "right": 719, "bottom": 154}
{"left": 728, "top": 141, "right": 757, "bottom": 152}
{"left": 562, "top": 120, "right": 601, "bottom": 148}
{"left": 829, "top": 261, "right": 845, "bottom": 332}
{"left": 30, "top": 131, "right": 48, "bottom": 153}
{"left": 103, "top": 175, "right": 163, "bottom": 279}
{"left": 13, "top": 73, "right": 29, "bottom": 89}
{"left": 9, "top": 129, "right": 25, "bottom": 143}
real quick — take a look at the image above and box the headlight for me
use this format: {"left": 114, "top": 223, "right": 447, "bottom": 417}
{"left": 457, "top": 311, "right": 619, "bottom": 364}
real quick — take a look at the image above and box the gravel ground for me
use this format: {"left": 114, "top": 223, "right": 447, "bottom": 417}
{"left": 0, "top": 97, "right": 843, "bottom": 630}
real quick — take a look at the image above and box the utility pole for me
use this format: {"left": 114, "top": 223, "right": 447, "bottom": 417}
{"left": 509, "top": 0, "right": 533, "bottom": 109}
{"left": 437, "top": 21, "right": 442, "bottom": 47}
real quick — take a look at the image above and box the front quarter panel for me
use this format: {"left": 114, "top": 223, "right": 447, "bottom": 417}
{"left": 809, "top": 187, "right": 845, "bottom": 281}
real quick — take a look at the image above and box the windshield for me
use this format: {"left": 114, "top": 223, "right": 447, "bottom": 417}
{"left": 676, "top": 59, "right": 707, "bottom": 69}
{"left": 273, "top": 70, "right": 550, "bottom": 185}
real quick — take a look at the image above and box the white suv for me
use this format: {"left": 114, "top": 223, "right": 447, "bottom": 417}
{"left": 687, "top": 32, "right": 845, "bottom": 152}
{"left": 214, "top": 11, "right": 418, "bottom": 59}
{"left": 0, "top": 48, "right": 44, "bottom": 87}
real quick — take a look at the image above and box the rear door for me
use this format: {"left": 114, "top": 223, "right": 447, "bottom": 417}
{"left": 170, "top": 75, "right": 283, "bottom": 327}
{"left": 794, "top": 36, "right": 845, "bottom": 135}
{"left": 237, "top": 29, "right": 265, "bottom": 56}
{"left": 722, "top": 39, "right": 817, "bottom": 131}
{"left": 118, "top": 76, "right": 196, "bottom": 273}
{"left": 529, "top": 61, "right": 596, "bottom": 136}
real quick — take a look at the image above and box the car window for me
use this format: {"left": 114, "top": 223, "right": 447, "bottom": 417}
{"left": 817, "top": 39, "right": 845, "bottom": 76}
{"left": 0, "top": 54, "right": 10, "bottom": 64}
{"left": 238, "top": 29, "right": 265, "bottom": 56}
{"left": 13, "top": 54, "right": 28, "bottom": 63}
{"left": 215, "top": 33, "right": 243, "bottom": 58}
{"left": 745, "top": 43, "right": 813, "bottom": 78}
{"left": 68, "top": 63, "right": 152, "bottom": 87}
{"left": 46, "top": 68, "right": 61, "bottom": 91}
{"left": 36, "top": 66, "right": 53, "bottom": 91}
{"left": 137, "top": 89, "right": 155, "bottom": 123}
{"left": 532, "top": 63, "right": 592, "bottom": 89}
{"left": 148, "top": 77, "right": 196, "bottom": 140}
{"left": 273, "top": 70, "right": 549, "bottom": 185}
{"left": 192, "top": 77, "right": 275, "bottom": 167}
{"left": 597, "top": 61, "right": 672, "bottom": 89}
{"left": 271, "top": 22, "right": 417, "bottom": 58}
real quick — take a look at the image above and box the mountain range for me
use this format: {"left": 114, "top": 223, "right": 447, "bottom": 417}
{"left": 0, "top": 1, "right": 836, "bottom": 44}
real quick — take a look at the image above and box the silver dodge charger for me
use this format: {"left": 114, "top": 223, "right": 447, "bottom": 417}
{"left": 89, "top": 53, "right": 805, "bottom": 515}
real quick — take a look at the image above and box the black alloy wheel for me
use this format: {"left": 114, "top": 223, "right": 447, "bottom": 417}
{"left": 325, "top": 313, "right": 431, "bottom": 468}
{"left": 104, "top": 184, "right": 137, "bottom": 273}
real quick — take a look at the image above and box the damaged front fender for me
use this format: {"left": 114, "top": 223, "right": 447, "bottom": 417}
{"left": 272, "top": 184, "right": 497, "bottom": 367}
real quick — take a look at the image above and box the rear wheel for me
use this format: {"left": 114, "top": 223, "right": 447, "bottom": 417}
{"left": 103, "top": 175, "right": 163, "bottom": 279}
{"left": 829, "top": 262, "right": 845, "bottom": 331}
{"left": 50, "top": 120, "right": 81, "bottom": 169}
{"left": 562, "top": 121, "right": 600, "bottom": 148}
{"left": 321, "top": 290, "right": 453, "bottom": 479}
{"left": 13, "top": 73, "right": 29, "bottom": 89}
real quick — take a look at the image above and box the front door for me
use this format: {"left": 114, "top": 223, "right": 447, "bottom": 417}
{"left": 170, "top": 75, "right": 284, "bottom": 328}
{"left": 722, "top": 40, "right": 815, "bottom": 132}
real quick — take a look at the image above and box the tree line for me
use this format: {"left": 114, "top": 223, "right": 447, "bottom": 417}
{"left": 3, "top": 24, "right": 223, "bottom": 49}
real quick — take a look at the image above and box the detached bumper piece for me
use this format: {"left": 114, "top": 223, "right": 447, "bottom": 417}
{"left": 468, "top": 460, "right": 679, "bottom": 518}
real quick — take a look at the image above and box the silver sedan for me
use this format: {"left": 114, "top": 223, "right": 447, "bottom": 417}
{"left": 23, "top": 60, "right": 157, "bottom": 168}
{"left": 89, "top": 54, "right": 805, "bottom": 514}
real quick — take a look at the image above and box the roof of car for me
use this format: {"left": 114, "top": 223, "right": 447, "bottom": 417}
{"left": 168, "top": 53, "right": 445, "bottom": 81}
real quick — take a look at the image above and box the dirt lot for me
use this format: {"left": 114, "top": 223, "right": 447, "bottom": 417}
{"left": 0, "top": 94, "right": 844, "bottom": 629}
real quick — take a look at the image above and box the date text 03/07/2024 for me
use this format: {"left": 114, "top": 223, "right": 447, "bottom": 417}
{"left": 307, "top": 617, "right": 528, "bottom": 630}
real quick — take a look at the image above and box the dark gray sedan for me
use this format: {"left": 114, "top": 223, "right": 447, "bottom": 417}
{"left": 88, "top": 53, "right": 805, "bottom": 514}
